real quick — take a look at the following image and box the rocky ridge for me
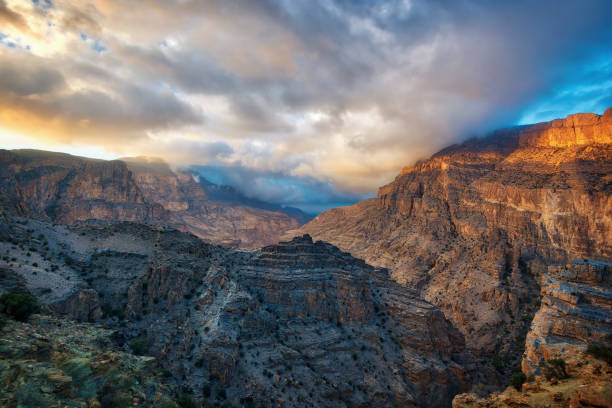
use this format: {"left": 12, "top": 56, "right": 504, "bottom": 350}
{"left": 0, "top": 215, "right": 477, "bottom": 407}
{"left": 0, "top": 149, "right": 167, "bottom": 225}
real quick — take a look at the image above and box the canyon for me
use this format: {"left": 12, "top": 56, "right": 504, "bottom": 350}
{"left": 0, "top": 108, "right": 610, "bottom": 407}
{"left": 0, "top": 217, "right": 475, "bottom": 407}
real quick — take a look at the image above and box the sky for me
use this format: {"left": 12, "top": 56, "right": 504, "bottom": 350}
{"left": 1, "top": 0, "right": 611, "bottom": 213}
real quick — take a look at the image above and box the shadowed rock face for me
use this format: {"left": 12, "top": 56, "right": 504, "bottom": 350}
{"left": 0, "top": 150, "right": 168, "bottom": 224}
{"left": 287, "top": 109, "right": 612, "bottom": 361}
{"left": 0, "top": 218, "right": 476, "bottom": 407}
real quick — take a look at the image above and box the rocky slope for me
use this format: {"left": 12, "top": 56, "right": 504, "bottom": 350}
{"left": 0, "top": 315, "right": 179, "bottom": 408}
{"left": 453, "top": 347, "right": 612, "bottom": 408}
{"left": 286, "top": 109, "right": 612, "bottom": 366}
{"left": 0, "top": 214, "right": 480, "bottom": 407}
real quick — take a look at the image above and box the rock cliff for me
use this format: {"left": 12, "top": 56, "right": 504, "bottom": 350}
{"left": 122, "top": 156, "right": 309, "bottom": 248}
{"left": 0, "top": 149, "right": 168, "bottom": 224}
{"left": 0, "top": 150, "right": 310, "bottom": 248}
{"left": 287, "top": 108, "right": 612, "bottom": 365}
{"left": 522, "top": 259, "right": 611, "bottom": 376}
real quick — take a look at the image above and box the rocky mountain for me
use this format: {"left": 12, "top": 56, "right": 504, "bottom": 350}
{"left": 0, "top": 149, "right": 168, "bottom": 225}
{"left": 1, "top": 108, "right": 610, "bottom": 407}
{"left": 121, "top": 156, "right": 311, "bottom": 248}
{"left": 196, "top": 175, "right": 313, "bottom": 225}
{"left": 286, "top": 109, "right": 612, "bottom": 370}
{"left": 0, "top": 150, "right": 310, "bottom": 248}
{"left": 0, "top": 215, "right": 479, "bottom": 407}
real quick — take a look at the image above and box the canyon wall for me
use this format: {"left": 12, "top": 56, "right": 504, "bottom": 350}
{"left": 288, "top": 108, "right": 612, "bottom": 363}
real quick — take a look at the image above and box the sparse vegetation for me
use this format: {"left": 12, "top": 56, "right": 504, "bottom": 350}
{"left": 0, "top": 292, "right": 40, "bottom": 321}
{"left": 587, "top": 344, "right": 612, "bottom": 364}
{"left": 130, "top": 337, "right": 150, "bottom": 356}
{"left": 539, "top": 358, "right": 568, "bottom": 380}
{"left": 510, "top": 371, "right": 526, "bottom": 390}
{"left": 176, "top": 393, "right": 198, "bottom": 408}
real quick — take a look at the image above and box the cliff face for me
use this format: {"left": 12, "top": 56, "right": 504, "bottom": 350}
{"left": 0, "top": 151, "right": 309, "bottom": 248}
{"left": 287, "top": 108, "right": 612, "bottom": 359}
{"left": 0, "top": 217, "right": 477, "bottom": 407}
{"left": 122, "top": 156, "right": 307, "bottom": 248}
{"left": 0, "top": 150, "right": 167, "bottom": 224}
{"left": 452, "top": 258, "right": 612, "bottom": 407}
{"left": 522, "top": 259, "right": 612, "bottom": 376}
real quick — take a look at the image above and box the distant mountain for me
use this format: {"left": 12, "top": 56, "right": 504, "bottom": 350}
{"left": 0, "top": 150, "right": 311, "bottom": 248}
{"left": 120, "top": 156, "right": 312, "bottom": 248}
{"left": 195, "top": 175, "right": 313, "bottom": 224}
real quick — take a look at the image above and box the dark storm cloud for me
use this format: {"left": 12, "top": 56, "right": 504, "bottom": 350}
{"left": 190, "top": 163, "right": 370, "bottom": 214}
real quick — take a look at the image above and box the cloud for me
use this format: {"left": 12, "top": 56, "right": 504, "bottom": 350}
{"left": 1, "top": 0, "right": 611, "bottom": 203}
{"left": 190, "top": 164, "right": 370, "bottom": 214}
{"left": 0, "top": 0, "right": 29, "bottom": 33}
{"left": 0, "top": 50, "right": 203, "bottom": 144}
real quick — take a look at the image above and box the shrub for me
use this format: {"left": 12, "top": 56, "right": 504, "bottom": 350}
{"left": 541, "top": 358, "right": 567, "bottom": 380}
{"left": 587, "top": 344, "right": 612, "bottom": 364}
{"left": 202, "top": 383, "right": 211, "bottom": 398}
{"left": 176, "top": 393, "right": 198, "bottom": 408}
{"left": 130, "top": 337, "right": 150, "bottom": 356}
{"left": 510, "top": 371, "right": 526, "bottom": 390}
{"left": 100, "top": 390, "right": 132, "bottom": 408}
{"left": 0, "top": 292, "right": 40, "bottom": 321}
{"left": 215, "top": 387, "right": 226, "bottom": 400}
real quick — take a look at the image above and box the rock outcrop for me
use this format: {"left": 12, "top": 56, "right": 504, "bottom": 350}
{"left": 523, "top": 259, "right": 612, "bottom": 376}
{"left": 0, "top": 315, "right": 178, "bottom": 407}
{"left": 287, "top": 109, "right": 612, "bottom": 364}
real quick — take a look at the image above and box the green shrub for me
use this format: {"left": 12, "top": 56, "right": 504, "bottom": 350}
{"left": 510, "top": 371, "right": 526, "bottom": 390}
{"left": 587, "top": 344, "right": 612, "bottom": 365}
{"left": 0, "top": 292, "right": 40, "bottom": 321}
{"left": 130, "top": 337, "right": 150, "bottom": 356}
{"left": 176, "top": 393, "right": 198, "bottom": 408}
{"left": 215, "top": 386, "right": 226, "bottom": 400}
{"left": 541, "top": 358, "right": 567, "bottom": 380}
{"left": 100, "top": 390, "right": 132, "bottom": 408}
{"left": 202, "top": 384, "right": 211, "bottom": 398}
{"left": 490, "top": 354, "right": 505, "bottom": 373}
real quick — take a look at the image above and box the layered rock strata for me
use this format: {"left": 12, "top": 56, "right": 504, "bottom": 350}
{"left": 0, "top": 216, "right": 476, "bottom": 407}
{"left": 288, "top": 109, "right": 612, "bottom": 363}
